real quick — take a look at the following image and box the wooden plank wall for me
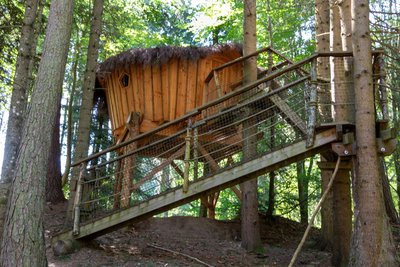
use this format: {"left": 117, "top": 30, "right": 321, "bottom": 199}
{"left": 104, "top": 52, "right": 242, "bottom": 138}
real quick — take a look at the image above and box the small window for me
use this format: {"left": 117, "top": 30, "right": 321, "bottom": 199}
{"left": 119, "top": 73, "right": 130, "bottom": 88}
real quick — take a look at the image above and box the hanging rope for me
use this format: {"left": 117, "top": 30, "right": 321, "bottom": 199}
{"left": 288, "top": 156, "right": 342, "bottom": 267}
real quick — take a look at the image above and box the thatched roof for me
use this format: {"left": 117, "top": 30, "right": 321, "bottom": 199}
{"left": 98, "top": 43, "right": 242, "bottom": 74}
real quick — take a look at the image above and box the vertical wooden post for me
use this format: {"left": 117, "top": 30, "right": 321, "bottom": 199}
{"left": 306, "top": 59, "right": 317, "bottom": 147}
{"left": 183, "top": 127, "right": 192, "bottom": 193}
{"left": 193, "top": 127, "right": 199, "bottom": 181}
{"left": 377, "top": 54, "right": 389, "bottom": 120}
{"left": 73, "top": 162, "right": 86, "bottom": 236}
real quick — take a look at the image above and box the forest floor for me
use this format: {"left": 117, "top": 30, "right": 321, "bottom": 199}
{"left": 44, "top": 202, "right": 400, "bottom": 267}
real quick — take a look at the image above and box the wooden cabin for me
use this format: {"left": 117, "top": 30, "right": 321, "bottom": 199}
{"left": 96, "top": 44, "right": 243, "bottom": 143}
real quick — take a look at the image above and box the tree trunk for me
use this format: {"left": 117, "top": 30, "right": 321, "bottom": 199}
{"left": 379, "top": 158, "right": 399, "bottom": 224}
{"left": 330, "top": 1, "right": 353, "bottom": 265}
{"left": 266, "top": 171, "right": 275, "bottom": 218}
{"left": 61, "top": 35, "right": 81, "bottom": 187}
{"left": 332, "top": 167, "right": 352, "bottom": 266}
{"left": 296, "top": 161, "right": 309, "bottom": 224}
{"left": 240, "top": 0, "right": 262, "bottom": 253}
{"left": 319, "top": 156, "right": 334, "bottom": 250}
{"left": 349, "top": 0, "right": 398, "bottom": 265}
{"left": 315, "top": 0, "right": 333, "bottom": 250}
{"left": 0, "top": 0, "right": 40, "bottom": 251}
{"left": 0, "top": 0, "right": 74, "bottom": 265}
{"left": 68, "top": 0, "right": 104, "bottom": 218}
{"left": 1, "top": 0, "right": 39, "bottom": 184}
{"left": 46, "top": 102, "right": 66, "bottom": 203}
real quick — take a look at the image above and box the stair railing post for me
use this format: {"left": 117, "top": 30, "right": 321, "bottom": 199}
{"left": 306, "top": 59, "right": 317, "bottom": 148}
{"left": 183, "top": 122, "right": 192, "bottom": 193}
{"left": 193, "top": 127, "right": 199, "bottom": 181}
{"left": 73, "top": 162, "right": 86, "bottom": 236}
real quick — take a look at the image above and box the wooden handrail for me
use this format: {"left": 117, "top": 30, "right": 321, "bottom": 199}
{"left": 205, "top": 46, "right": 272, "bottom": 83}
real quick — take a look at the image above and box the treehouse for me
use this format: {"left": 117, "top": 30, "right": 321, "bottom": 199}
{"left": 96, "top": 44, "right": 244, "bottom": 144}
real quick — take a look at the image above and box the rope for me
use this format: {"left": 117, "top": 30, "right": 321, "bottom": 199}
{"left": 288, "top": 156, "right": 342, "bottom": 267}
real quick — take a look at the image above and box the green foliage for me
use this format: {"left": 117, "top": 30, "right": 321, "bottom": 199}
{"left": 0, "top": 0, "right": 24, "bottom": 108}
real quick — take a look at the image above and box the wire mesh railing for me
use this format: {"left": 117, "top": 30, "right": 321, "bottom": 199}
{"left": 69, "top": 50, "right": 385, "bottom": 235}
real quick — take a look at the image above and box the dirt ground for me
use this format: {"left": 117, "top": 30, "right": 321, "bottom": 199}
{"left": 44, "top": 201, "right": 397, "bottom": 267}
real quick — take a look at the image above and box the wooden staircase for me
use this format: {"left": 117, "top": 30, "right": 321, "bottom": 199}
{"left": 53, "top": 128, "right": 337, "bottom": 243}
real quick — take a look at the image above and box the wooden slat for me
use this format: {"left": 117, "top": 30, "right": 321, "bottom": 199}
{"left": 143, "top": 65, "right": 153, "bottom": 121}
{"left": 176, "top": 59, "right": 188, "bottom": 117}
{"left": 196, "top": 60, "right": 206, "bottom": 107}
{"left": 120, "top": 71, "right": 130, "bottom": 121}
{"left": 168, "top": 59, "right": 179, "bottom": 120}
{"left": 111, "top": 71, "right": 123, "bottom": 128}
{"left": 186, "top": 60, "right": 198, "bottom": 112}
{"left": 161, "top": 64, "right": 170, "bottom": 121}
{"left": 130, "top": 65, "right": 139, "bottom": 112}
{"left": 152, "top": 65, "right": 163, "bottom": 122}
{"left": 137, "top": 66, "right": 145, "bottom": 116}
{"left": 126, "top": 68, "right": 135, "bottom": 112}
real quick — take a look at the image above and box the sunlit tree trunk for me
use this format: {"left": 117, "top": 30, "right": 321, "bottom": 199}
{"left": 68, "top": 0, "right": 104, "bottom": 218}
{"left": 315, "top": 0, "right": 333, "bottom": 250}
{"left": 349, "top": 0, "right": 398, "bottom": 265}
{"left": 1, "top": 0, "right": 39, "bottom": 184}
{"left": 330, "top": 1, "right": 353, "bottom": 265}
{"left": 240, "top": 0, "right": 262, "bottom": 252}
{"left": 0, "top": 0, "right": 40, "bottom": 250}
{"left": 0, "top": 0, "right": 74, "bottom": 265}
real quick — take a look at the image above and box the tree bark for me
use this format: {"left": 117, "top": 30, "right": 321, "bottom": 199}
{"left": 0, "top": 0, "right": 40, "bottom": 251}
{"left": 315, "top": 0, "right": 333, "bottom": 250}
{"left": 1, "top": 0, "right": 39, "bottom": 184}
{"left": 330, "top": 1, "right": 353, "bottom": 265}
{"left": 319, "top": 156, "right": 334, "bottom": 250}
{"left": 349, "top": 0, "right": 398, "bottom": 265}
{"left": 0, "top": 0, "right": 74, "bottom": 265}
{"left": 332, "top": 167, "right": 352, "bottom": 266}
{"left": 240, "top": 0, "right": 262, "bottom": 252}
{"left": 68, "top": 0, "right": 104, "bottom": 218}
{"left": 379, "top": 158, "right": 399, "bottom": 224}
{"left": 46, "top": 102, "right": 66, "bottom": 203}
{"left": 296, "top": 161, "right": 309, "bottom": 224}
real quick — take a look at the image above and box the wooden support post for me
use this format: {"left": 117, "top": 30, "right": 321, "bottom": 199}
{"left": 73, "top": 163, "right": 86, "bottom": 236}
{"left": 193, "top": 128, "right": 199, "bottom": 180}
{"left": 183, "top": 128, "right": 191, "bottom": 193}
{"left": 306, "top": 59, "right": 317, "bottom": 147}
